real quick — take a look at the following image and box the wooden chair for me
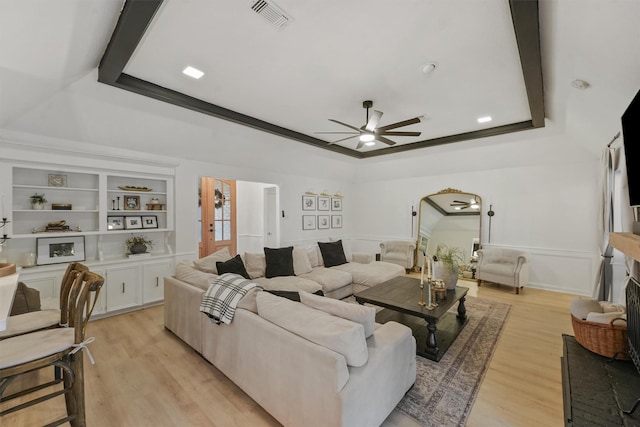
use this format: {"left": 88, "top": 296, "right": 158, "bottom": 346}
{"left": 0, "top": 262, "right": 89, "bottom": 339}
{"left": 0, "top": 270, "right": 104, "bottom": 426}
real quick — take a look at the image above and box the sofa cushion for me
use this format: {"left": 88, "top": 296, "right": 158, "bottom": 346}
{"left": 318, "top": 241, "right": 348, "bottom": 267}
{"left": 299, "top": 267, "right": 352, "bottom": 293}
{"left": 293, "top": 247, "right": 313, "bottom": 275}
{"left": 256, "top": 292, "right": 368, "bottom": 367}
{"left": 264, "top": 247, "right": 295, "bottom": 278}
{"left": 570, "top": 297, "right": 603, "bottom": 320}
{"left": 244, "top": 252, "right": 266, "bottom": 279}
{"left": 333, "top": 261, "right": 405, "bottom": 289}
{"left": 299, "top": 291, "right": 376, "bottom": 338}
{"left": 174, "top": 262, "right": 217, "bottom": 291}
{"left": 253, "top": 276, "right": 323, "bottom": 294}
{"left": 193, "top": 247, "right": 232, "bottom": 274}
{"left": 216, "top": 254, "right": 250, "bottom": 279}
{"left": 307, "top": 246, "right": 321, "bottom": 268}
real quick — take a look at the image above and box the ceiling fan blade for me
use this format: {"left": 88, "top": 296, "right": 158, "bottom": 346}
{"left": 379, "top": 131, "right": 421, "bottom": 137}
{"left": 365, "top": 110, "right": 383, "bottom": 132}
{"left": 375, "top": 135, "right": 396, "bottom": 146}
{"left": 376, "top": 116, "right": 422, "bottom": 131}
{"left": 327, "top": 135, "right": 358, "bottom": 145}
{"left": 356, "top": 140, "right": 365, "bottom": 150}
{"left": 328, "top": 119, "right": 361, "bottom": 132}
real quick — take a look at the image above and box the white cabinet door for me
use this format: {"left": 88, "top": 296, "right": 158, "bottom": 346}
{"left": 142, "top": 260, "right": 173, "bottom": 304}
{"left": 106, "top": 265, "right": 140, "bottom": 312}
{"left": 90, "top": 268, "right": 107, "bottom": 315}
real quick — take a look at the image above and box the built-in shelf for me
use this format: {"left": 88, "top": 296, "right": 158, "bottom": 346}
{"left": 609, "top": 232, "right": 640, "bottom": 262}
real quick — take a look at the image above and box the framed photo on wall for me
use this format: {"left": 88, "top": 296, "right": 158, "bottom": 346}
{"left": 36, "top": 236, "right": 85, "bottom": 266}
{"left": 331, "top": 215, "right": 342, "bottom": 229}
{"left": 125, "top": 216, "right": 143, "bottom": 229}
{"left": 318, "top": 215, "right": 330, "bottom": 229}
{"left": 302, "top": 195, "right": 316, "bottom": 211}
{"left": 317, "top": 196, "right": 330, "bottom": 211}
{"left": 302, "top": 215, "right": 316, "bottom": 230}
{"left": 331, "top": 198, "right": 342, "bottom": 211}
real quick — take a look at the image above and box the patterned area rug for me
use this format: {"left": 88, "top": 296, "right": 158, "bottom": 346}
{"left": 395, "top": 296, "right": 511, "bottom": 426}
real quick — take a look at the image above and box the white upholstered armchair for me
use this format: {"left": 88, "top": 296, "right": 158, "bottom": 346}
{"left": 476, "top": 248, "right": 529, "bottom": 294}
{"left": 379, "top": 240, "right": 416, "bottom": 271}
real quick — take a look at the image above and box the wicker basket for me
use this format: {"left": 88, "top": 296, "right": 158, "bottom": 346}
{"left": 571, "top": 314, "right": 630, "bottom": 360}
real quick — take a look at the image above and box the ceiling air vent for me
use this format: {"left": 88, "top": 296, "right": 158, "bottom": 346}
{"left": 250, "top": 0, "right": 293, "bottom": 30}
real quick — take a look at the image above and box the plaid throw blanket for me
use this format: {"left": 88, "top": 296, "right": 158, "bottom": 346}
{"left": 200, "top": 273, "right": 260, "bottom": 325}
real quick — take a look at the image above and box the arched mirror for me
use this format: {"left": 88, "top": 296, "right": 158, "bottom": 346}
{"left": 415, "top": 188, "right": 482, "bottom": 280}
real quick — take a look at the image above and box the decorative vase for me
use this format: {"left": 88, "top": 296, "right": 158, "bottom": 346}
{"left": 129, "top": 243, "right": 147, "bottom": 254}
{"left": 31, "top": 202, "right": 45, "bottom": 210}
{"left": 433, "top": 261, "right": 459, "bottom": 290}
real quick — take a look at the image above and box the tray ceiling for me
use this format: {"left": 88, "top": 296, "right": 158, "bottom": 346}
{"left": 99, "top": 0, "right": 544, "bottom": 159}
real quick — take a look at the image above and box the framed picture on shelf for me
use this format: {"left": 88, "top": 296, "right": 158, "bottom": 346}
{"left": 302, "top": 215, "right": 316, "bottom": 230}
{"left": 302, "top": 195, "right": 316, "bottom": 211}
{"left": 331, "top": 215, "right": 342, "bottom": 229}
{"left": 107, "top": 216, "right": 125, "bottom": 231}
{"left": 124, "top": 216, "right": 143, "bottom": 230}
{"left": 123, "top": 195, "right": 141, "bottom": 210}
{"left": 318, "top": 215, "right": 330, "bottom": 229}
{"left": 141, "top": 215, "right": 158, "bottom": 229}
{"left": 36, "top": 236, "right": 85, "bottom": 266}
{"left": 48, "top": 174, "right": 67, "bottom": 187}
{"left": 331, "top": 198, "right": 342, "bottom": 211}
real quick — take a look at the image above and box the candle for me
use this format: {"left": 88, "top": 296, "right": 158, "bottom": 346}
{"left": 420, "top": 256, "right": 425, "bottom": 284}
{"left": 427, "top": 257, "right": 432, "bottom": 279}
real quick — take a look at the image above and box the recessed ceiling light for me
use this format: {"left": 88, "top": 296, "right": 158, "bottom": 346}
{"left": 364, "top": 141, "right": 376, "bottom": 147}
{"left": 477, "top": 116, "right": 492, "bottom": 123}
{"left": 359, "top": 134, "right": 375, "bottom": 142}
{"left": 182, "top": 66, "right": 204, "bottom": 79}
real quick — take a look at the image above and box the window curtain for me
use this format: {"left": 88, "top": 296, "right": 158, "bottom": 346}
{"left": 594, "top": 145, "right": 616, "bottom": 300}
{"left": 594, "top": 135, "right": 636, "bottom": 301}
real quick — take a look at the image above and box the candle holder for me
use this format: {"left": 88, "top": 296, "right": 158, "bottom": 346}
{"left": 0, "top": 218, "right": 11, "bottom": 246}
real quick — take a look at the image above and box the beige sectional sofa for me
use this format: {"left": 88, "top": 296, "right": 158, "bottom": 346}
{"left": 164, "top": 261, "right": 416, "bottom": 427}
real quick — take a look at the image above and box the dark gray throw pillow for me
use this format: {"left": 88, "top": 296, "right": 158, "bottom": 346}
{"left": 216, "top": 254, "right": 250, "bottom": 279}
{"left": 318, "top": 240, "right": 347, "bottom": 267}
{"left": 264, "top": 246, "right": 295, "bottom": 278}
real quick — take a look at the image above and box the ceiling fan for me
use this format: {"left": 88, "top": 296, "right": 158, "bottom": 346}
{"left": 316, "top": 100, "right": 423, "bottom": 149}
{"left": 450, "top": 197, "right": 480, "bottom": 210}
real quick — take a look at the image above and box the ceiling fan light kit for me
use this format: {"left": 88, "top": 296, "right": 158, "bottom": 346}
{"left": 316, "top": 100, "right": 423, "bottom": 150}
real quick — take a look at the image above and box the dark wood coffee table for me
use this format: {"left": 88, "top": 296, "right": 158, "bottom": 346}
{"left": 355, "top": 275, "right": 469, "bottom": 361}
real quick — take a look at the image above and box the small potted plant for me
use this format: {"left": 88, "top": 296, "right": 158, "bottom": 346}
{"left": 433, "top": 244, "right": 465, "bottom": 290}
{"left": 125, "top": 234, "right": 153, "bottom": 254}
{"left": 30, "top": 193, "right": 47, "bottom": 210}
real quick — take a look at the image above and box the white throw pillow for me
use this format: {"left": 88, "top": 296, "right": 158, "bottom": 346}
{"left": 307, "top": 246, "right": 320, "bottom": 268}
{"left": 244, "top": 252, "right": 266, "bottom": 279}
{"left": 193, "top": 247, "right": 231, "bottom": 274}
{"left": 256, "top": 292, "right": 368, "bottom": 367}
{"left": 293, "top": 247, "right": 313, "bottom": 275}
{"left": 174, "top": 261, "right": 216, "bottom": 291}
{"left": 299, "top": 291, "right": 376, "bottom": 338}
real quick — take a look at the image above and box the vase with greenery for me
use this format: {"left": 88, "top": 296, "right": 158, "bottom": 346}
{"left": 125, "top": 234, "right": 153, "bottom": 255}
{"left": 30, "top": 193, "right": 47, "bottom": 210}
{"left": 433, "top": 244, "right": 465, "bottom": 290}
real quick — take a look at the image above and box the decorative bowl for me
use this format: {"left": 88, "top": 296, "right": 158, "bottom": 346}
{"left": 0, "top": 263, "right": 17, "bottom": 277}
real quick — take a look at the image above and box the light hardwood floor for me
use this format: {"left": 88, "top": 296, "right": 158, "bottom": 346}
{"left": 1, "top": 278, "right": 577, "bottom": 426}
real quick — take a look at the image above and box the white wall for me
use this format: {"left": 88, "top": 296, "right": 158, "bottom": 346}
{"left": 1, "top": 124, "right": 607, "bottom": 297}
